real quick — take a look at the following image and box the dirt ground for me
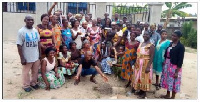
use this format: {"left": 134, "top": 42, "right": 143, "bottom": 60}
{"left": 3, "top": 40, "right": 197, "bottom": 99}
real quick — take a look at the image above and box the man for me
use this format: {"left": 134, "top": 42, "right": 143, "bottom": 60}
{"left": 149, "top": 24, "right": 161, "bottom": 46}
{"left": 112, "top": 13, "right": 120, "bottom": 24}
{"left": 74, "top": 51, "right": 108, "bottom": 85}
{"left": 136, "top": 20, "right": 141, "bottom": 28}
{"left": 142, "top": 22, "right": 149, "bottom": 36}
{"left": 156, "top": 24, "right": 163, "bottom": 35}
{"left": 88, "top": 13, "right": 92, "bottom": 20}
{"left": 101, "top": 12, "right": 109, "bottom": 27}
{"left": 16, "top": 15, "right": 41, "bottom": 92}
{"left": 122, "top": 16, "right": 127, "bottom": 28}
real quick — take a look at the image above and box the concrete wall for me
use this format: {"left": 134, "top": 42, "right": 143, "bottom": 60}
{"left": 148, "top": 3, "right": 163, "bottom": 25}
{"left": 3, "top": 12, "right": 37, "bottom": 41}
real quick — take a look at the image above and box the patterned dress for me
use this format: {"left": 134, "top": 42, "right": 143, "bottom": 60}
{"left": 101, "top": 47, "right": 112, "bottom": 74}
{"left": 87, "top": 27, "right": 102, "bottom": 60}
{"left": 121, "top": 41, "right": 139, "bottom": 80}
{"left": 52, "top": 24, "right": 62, "bottom": 53}
{"left": 57, "top": 52, "right": 79, "bottom": 75}
{"left": 37, "top": 24, "right": 54, "bottom": 58}
{"left": 61, "top": 28, "right": 72, "bottom": 49}
{"left": 112, "top": 30, "right": 125, "bottom": 46}
{"left": 160, "top": 47, "right": 182, "bottom": 92}
{"left": 132, "top": 43, "right": 153, "bottom": 91}
{"left": 38, "top": 57, "right": 65, "bottom": 89}
{"left": 153, "top": 39, "right": 170, "bottom": 75}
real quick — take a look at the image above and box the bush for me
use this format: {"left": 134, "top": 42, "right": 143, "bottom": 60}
{"left": 181, "top": 20, "right": 197, "bottom": 49}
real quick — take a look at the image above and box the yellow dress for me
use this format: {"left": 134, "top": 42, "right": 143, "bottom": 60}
{"left": 52, "top": 24, "right": 62, "bottom": 54}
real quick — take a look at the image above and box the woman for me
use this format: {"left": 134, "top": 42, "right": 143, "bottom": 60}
{"left": 69, "top": 42, "right": 81, "bottom": 63}
{"left": 102, "top": 18, "right": 112, "bottom": 42}
{"left": 160, "top": 30, "right": 185, "bottom": 99}
{"left": 71, "top": 20, "right": 85, "bottom": 50}
{"left": 112, "top": 23, "right": 124, "bottom": 47}
{"left": 121, "top": 32, "right": 139, "bottom": 87}
{"left": 57, "top": 45, "right": 78, "bottom": 77}
{"left": 132, "top": 31, "right": 155, "bottom": 98}
{"left": 100, "top": 42, "right": 112, "bottom": 74}
{"left": 80, "top": 40, "right": 93, "bottom": 58}
{"left": 38, "top": 47, "right": 65, "bottom": 90}
{"left": 51, "top": 15, "right": 62, "bottom": 54}
{"left": 61, "top": 19, "right": 73, "bottom": 49}
{"left": 87, "top": 19, "right": 102, "bottom": 61}
{"left": 153, "top": 30, "right": 170, "bottom": 90}
{"left": 36, "top": 14, "right": 55, "bottom": 58}
{"left": 105, "top": 22, "right": 116, "bottom": 47}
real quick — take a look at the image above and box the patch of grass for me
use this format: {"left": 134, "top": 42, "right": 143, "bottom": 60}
{"left": 17, "top": 91, "right": 32, "bottom": 99}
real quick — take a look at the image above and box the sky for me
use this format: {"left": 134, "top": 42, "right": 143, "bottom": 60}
{"left": 115, "top": 3, "right": 197, "bottom": 15}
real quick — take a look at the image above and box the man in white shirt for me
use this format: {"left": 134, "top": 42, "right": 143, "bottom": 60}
{"left": 16, "top": 15, "right": 41, "bottom": 92}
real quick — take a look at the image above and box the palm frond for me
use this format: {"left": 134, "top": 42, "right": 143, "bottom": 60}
{"left": 173, "top": 2, "right": 192, "bottom": 10}
{"left": 165, "top": 2, "right": 172, "bottom": 9}
{"left": 171, "top": 10, "right": 188, "bottom": 17}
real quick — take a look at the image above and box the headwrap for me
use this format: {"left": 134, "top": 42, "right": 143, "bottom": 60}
{"left": 174, "top": 30, "right": 182, "bottom": 37}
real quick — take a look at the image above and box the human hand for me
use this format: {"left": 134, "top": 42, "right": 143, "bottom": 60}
{"left": 145, "top": 67, "right": 150, "bottom": 73}
{"left": 56, "top": 73, "right": 60, "bottom": 79}
{"left": 102, "top": 75, "right": 108, "bottom": 82}
{"left": 74, "top": 75, "right": 79, "bottom": 80}
{"left": 20, "top": 58, "right": 26, "bottom": 65}
{"left": 174, "top": 73, "right": 178, "bottom": 79}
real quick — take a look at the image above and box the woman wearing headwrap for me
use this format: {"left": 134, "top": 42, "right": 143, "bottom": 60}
{"left": 160, "top": 30, "right": 185, "bottom": 99}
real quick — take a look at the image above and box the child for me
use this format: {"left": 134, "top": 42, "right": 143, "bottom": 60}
{"left": 57, "top": 45, "right": 78, "bottom": 78}
{"left": 112, "top": 46, "right": 125, "bottom": 78}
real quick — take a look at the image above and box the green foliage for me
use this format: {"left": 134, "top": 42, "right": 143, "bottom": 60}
{"left": 112, "top": 3, "right": 148, "bottom": 15}
{"left": 180, "top": 21, "right": 197, "bottom": 49}
{"left": 162, "top": 2, "right": 192, "bottom": 18}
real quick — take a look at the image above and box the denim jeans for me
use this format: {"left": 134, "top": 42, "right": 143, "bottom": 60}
{"left": 80, "top": 68, "right": 98, "bottom": 76}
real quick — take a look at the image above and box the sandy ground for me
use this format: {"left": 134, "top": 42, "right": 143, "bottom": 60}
{"left": 3, "top": 40, "right": 197, "bottom": 99}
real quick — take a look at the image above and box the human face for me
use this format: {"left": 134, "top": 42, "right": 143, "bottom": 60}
{"left": 51, "top": 16, "right": 58, "bottom": 24}
{"left": 63, "top": 20, "right": 68, "bottom": 27}
{"left": 42, "top": 16, "right": 49, "bottom": 25}
{"left": 82, "top": 22, "right": 88, "bottom": 29}
{"left": 115, "top": 13, "right": 119, "bottom": 18}
{"left": 85, "top": 16, "right": 90, "bottom": 22}
{"left": 48, "top": 50, "right": 55, "bottom": 58}
{"left": 92, "top": 20, "right": 97, "bottom": 26}
{"left": 71, "top": 43, "right": 76, "bottom": 50}
{"left": 62, "top": 46, "right": 68, "bottom": 53}
{"left": 161, "top": 31, "right": 167, "bottom": 40}
{"left": 25, "top": 16, "right": 34, "bottom": 28}
{"left": 144, "top": 24, "right": 149, "bottom": 30}
{"left": 171, "top": 33, "right": 179, "bottom": 42}
{"left": 119, "top": 47, "right": 123, "bottom": 52}
{"left": 101, "top": 43, "right": 105, "bottom": 48}
{"left": 130, "top": 25, "right": 136, "bottom": 32}
{"left": 104, "top": 13, "right": 109, "bottom": 18}
{"left": 150, "top": 27, "right": 155, "bottom": 32}
{"left": 136, "top": 28, "right": 141, "bottom": 36}
{"left": 111, "top": 24, "right": 116, "bottom": 29}
{"left": 86, "top": 52, "right": 92, "bottom": 60}
{"left": 106, "top": 19, "right": 111, "bottom": 25}
{"left": 123, "top": 18, "right": 127, "bottom": 23}
{"left": 143, "top": 32, "right": 150, "bottom": 42}
{"left": 97, "top": 18, "right": 101, "bottom": 23}
{"left": 74, "top": 21, "right": 80, "bottom": 28}
{"left": 127, "top": 23, "right": 131, "bottom": 30}
{"left": 84, "top": 42, "right": 90, "bottom": 49}
{"left": 130, "top": 33, "right": 136, "bottom": 41}
{"left": 77, "top": 16, "right": 82, "bottom": 22}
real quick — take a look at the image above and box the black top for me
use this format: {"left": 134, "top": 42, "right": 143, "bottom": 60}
{"left": 164, "top": 41, "right": 185, "bottom": 68}
{"left": 79, "top": 58, "right": 97, "bottom": 69}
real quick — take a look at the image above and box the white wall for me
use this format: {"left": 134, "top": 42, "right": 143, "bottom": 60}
{"left": 3, "top": 12, "right": 37, "bottom": 41}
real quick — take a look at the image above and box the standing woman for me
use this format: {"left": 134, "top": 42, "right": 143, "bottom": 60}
{"left": 153, "top": 30, "right": 170, "bottom": 90}
{"left": 36, "top": 14, "right": 55, "bottom": 59}
{"left": 160, "top": 30, "right": 185, "bottom": 99}
{"left": 132, "top": 31, "right": 155, "bottom": 98}
{"left": 51, "top": 15, "right": 62, "bottom": 54}
{"left": 61, "top": 19, "right": 73, "bottom": 49}
{"left": 71, "top": 20, "right": 85, "bottom": 50}
{"left": 102, "top": 18, "right": 112, "bottom": 42}
{"left": 87, "top": 19, "right": 102, "bottom": 61}
{"left": 121, "top": 32, "right": 139, "bottom": 87}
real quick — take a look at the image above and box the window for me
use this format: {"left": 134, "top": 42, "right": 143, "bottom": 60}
{"left": 3, "top": 2, "right": 35, "bottom": 13}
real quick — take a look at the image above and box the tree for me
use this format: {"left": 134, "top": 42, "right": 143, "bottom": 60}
{"left": 162, "top": 2, "right": 192, "bottom": 29}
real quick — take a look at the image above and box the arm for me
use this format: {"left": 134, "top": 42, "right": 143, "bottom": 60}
{"left": 48, "top": 2, "right": 57, "bottom": 16}
{"left": 94, "top": 66, "right": 108, "bottom": 82}
{"left": 71, "top": 29, "right": 79, "bottom": 40}
{"left": 145, "top": 44, "right": 155, "bottom": 73}
{"left": 41, "top": 60, "right": 50, "bottom": 90}
{"left": 17, "top": 45, "right": 26, "bottom": 65}
{"left": 54, "top": 61, "right": 59, "bottom": 78}
{"left": 76, "top": 64, "right": 83, "bottom": 77}
{"left": 38, "top": 42, "right": 42, "bottom": 59}
{"left": 52, "top": 29, "right": 56, "bottom": 47}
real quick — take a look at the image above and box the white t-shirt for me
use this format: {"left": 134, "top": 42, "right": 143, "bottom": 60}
{"left": 72, "top": 29, "right": 85, "bottom": 49}
{"left": 116, "top": 30, "right": 123, "bottom": 37}
{"left": 126, "top": 31, "right": 131, "bottom": 42}
{"left": 16, "top": 26, "right": 40, "bottom": 63}
{"left": 135, "top": 34, "right": 144, "bottom": 43}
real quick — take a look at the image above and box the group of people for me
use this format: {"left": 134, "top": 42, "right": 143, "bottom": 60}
{"left": 16, "top": 2, "right": 185, "bottom": 99}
